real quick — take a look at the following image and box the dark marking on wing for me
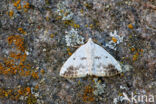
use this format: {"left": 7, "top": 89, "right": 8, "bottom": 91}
{"left": 63, "top": 65, "right": 86, "bottom": 78}
{"left": 105, "top": 56, "right": 108, "bottom": 58}
{"left": 73, "top": 58, "right": 76, "bottom": 60}
{"left": 104, "top": 64, "right": 119, "bottom": 76}
{"left": 94, "top": 56, "right": 101, "bottom": 60}
{"left": 63, "top": 66, "right": 78, "bottom": 77}
{"left": 96, "top": 64, "right": 120, "bottom": 76}
{"left": 81, "top": 57, "right": 87, "bottom": 60}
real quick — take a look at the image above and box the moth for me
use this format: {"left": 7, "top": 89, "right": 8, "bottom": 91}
{"left": 60, "top": 38, "right": 122, "bottom": 78}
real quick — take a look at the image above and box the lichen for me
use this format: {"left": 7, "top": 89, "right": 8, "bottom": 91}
{"left": 56, "top": 2, "right": 74, "bottom": 20}
{"left": 106, "top": 30, "right": 124, "bottom": 50}
{"left": 82, "top": 85, "right": 95, "bottom": 102}
{"left": 93, "top": 78, "right": 105, "bottom": 96}
{"left": 65, "top": 28, "right": 84, "bottom": 47}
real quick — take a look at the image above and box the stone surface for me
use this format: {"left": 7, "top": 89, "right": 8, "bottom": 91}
{"left": 0, "top": 0, "right": 155, "bottom": 104}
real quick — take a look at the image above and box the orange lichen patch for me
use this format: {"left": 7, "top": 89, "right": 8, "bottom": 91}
{"left": 140, "top": 49, "right": 144, "bottom": 54}
{"left": 13, "top": 0, "right": 21, "bottom": 8}
{"left": 31, "top": 72, "right": 39, "bottom": 79}
{"left": 130, "top": 47, "right": 135, "bottom": 52}
{"left": 0, "top": 89, "right": 12, "bottom": 98}
{"left": 128, "top": 24, "right": 133, "bottom": 29}
{"left": 66, "top": 48, "right": 72, "bottom": 56}
{"left": 24, "top": 64, "right": 31, "bottom": 70}
{"left": 19, "top": 69, "right": 25, "bottom": 76}
{"left": 68, "top": 52, "right": 72, "bottom": 56}
{"left": 1, "top": 36, "right": 37, "bottom": 78}
{"left": 0, "top": 35, "right": 43, "bottom": 101}
{"left": 82, "top": 85, "right": 95, "bottom": 102}
{"left": 17, "top": 4, "right": 22, "bottom": 10}
{"left": 133, "top": 52, "right": 139, "bottom": 61}
{"left": 9, "top": 52, "right": 22, "bottom": 60}
{"left": 20, "top": 53, "right": 27, "bottom": 62}
{"left": 25, "top": 70, "right": 31, "bottom": 76}
{"left": 26, "top": 87, "right": 31, "bottom": 94}
{"left": 9, "top": 52, "right": 17, "bottom": 58}
{"left": 23, "top": 2, "right": 30, "bottom": 9}
{"left": 112, "top": 37, "right": 117, "bottom": 43}
{"left": 0, "top": 87, "right": 37, "bottom": 101}
{"left": 13, "top": 0, "right": 30, "bottom": 12}
{"left": 13, "top": 3, "right": 18, "bottom": 7}
{"left": 18, "top": 89, "right": 23, "bottom": 95}
{"left": 16, "top": 0, "right": 21, "bottom": 4}
{"left": 9, "top": 10, "right": 14, "bottom": 17}
{"left": 18, "top": 28, "right": 26, "bottom": 34}
{"left": 7, "top": 35, "right": 25, "bottom": 52}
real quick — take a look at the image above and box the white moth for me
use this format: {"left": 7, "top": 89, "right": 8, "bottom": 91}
{"left": 60, "top": 38, "right": 122, "bottom": 78}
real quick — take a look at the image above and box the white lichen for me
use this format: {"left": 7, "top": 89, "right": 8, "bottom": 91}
{"left": 121, "top": 64, "right": 133, "bottom": 72}
{"left": 65, "top": 28, "right": 84, "bottom": 47}
{"left": 106, "top": 30, "right": 124, "bottom": 50}
{"left": 56, "top": 2, "right": 74, "bottom": 20}
{"left": 93, "top": 78, "right": 106, "bottom": 96}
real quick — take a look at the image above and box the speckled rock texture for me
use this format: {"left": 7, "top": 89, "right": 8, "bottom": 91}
{"left": 0, "top": 0, "right": 155, "bottom": 104}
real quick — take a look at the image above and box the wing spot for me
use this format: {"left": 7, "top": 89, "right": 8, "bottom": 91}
{"left": 94, "top": 56, "right": 101, "bottom": 60}
{"left": 73, "top": 58, "right": 76, "bottom": 60}
{"left": 81, "top": 57, "right": 87, "bottom": 60}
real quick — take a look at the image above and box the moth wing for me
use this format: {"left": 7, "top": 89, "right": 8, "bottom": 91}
{"left": 60, "top": 44, "right": 89, "bottom": 78}
{"left": 92, "top": 43, "right": 122, "bottom": 76}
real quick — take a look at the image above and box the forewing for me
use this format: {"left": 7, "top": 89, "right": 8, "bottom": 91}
{"left": 60, "top": 44, "right": 89, "bottom": 78}
{"left": 92, "top": 43, "right": 122, "bottom": 77}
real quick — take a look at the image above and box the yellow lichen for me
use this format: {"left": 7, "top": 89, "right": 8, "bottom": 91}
{"left": 50, "top": 34, "right": 54, "bottom": 38}
{"left": 9, "top": 10, "right": 14, "bottom": 17}
{"left": 68, "top": 52, "right": 72, "bottom": 56}
{"left": 17, "top": 4, "right": 22, "bottom": 10}
{"left": 66, "top": 48, "right": 70, "bottom": 51}
{"left": 74, "top": 24, "right": 80, "bottom": 28}
{"left": 112, "top": 37, "right": 117, "bottom": 43}
{"left": 128, "top": 24, "right": 133, "bottom": 29}
{"left": 18, "top": 28, "right": 26, "bottom": 34}
{"left": 80, "top": 9, "right": 83, "bottom": 14}
{"left": 89, "top": 24, "right": 93, "bottom": 29}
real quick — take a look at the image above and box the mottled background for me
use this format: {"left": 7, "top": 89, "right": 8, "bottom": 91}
{"left": 0, "top": 0, "right": 155, "bottom": 104}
